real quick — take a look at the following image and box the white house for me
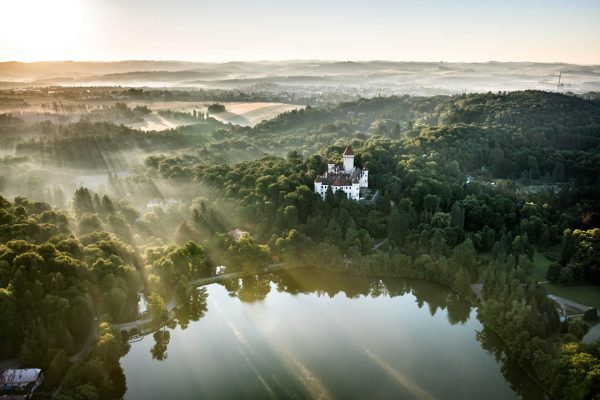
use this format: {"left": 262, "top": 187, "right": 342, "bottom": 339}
{"left": 314, "top": 145, "right": 368, "bottom": 201}
{"left": 0, "top": 368, "right": 44, "bottom": 399}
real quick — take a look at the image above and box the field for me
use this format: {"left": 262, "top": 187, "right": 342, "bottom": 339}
{"left": 135, "top": 101, "right": 304, "bottom": 128}
{"left": 0, "top": 96, "right": 304, "bottom": 130}
{"left": 126, "top": 114, "right": 183, "bottom": 131}
{"left": 532, "top": 249, "right": 600, "bottom": 309}
{"left": 544, "top": 284, "right": 600, "bottom": 309}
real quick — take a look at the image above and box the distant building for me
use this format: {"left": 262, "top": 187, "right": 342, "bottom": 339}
{"left": 0, "top": 368, "right": 44, "bottom": 399}
{"left": 146, "top": 198, "right": 180, "bottom": 210}
{"left": 228, "top": 228, "right": 249, "bottom": 242}
{"left": 215, "top": 265, "right": 227, "bottom": 275}
{"left": 314, "top": 145, "right": 368, "bottom": 201}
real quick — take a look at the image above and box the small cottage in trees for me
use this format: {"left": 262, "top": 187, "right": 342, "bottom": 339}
{"left": 0, "top": 368, "right": 44, "bottom": 399}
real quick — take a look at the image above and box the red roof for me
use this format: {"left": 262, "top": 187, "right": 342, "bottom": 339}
{"left": 343, "top": 145, "right": 354, "bottom": 156}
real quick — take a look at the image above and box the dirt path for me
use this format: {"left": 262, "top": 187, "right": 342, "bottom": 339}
{"left": 68, "top": 318, "right": 99, "bottom": 363}
{"left": 114, "top": 298, "right": 176, "bottom": 331}
{"left": 547, "top": 294, "right": 590, "bottom": 313}
{"left": 372, "top": 239, "right": 388, "bottom": 252}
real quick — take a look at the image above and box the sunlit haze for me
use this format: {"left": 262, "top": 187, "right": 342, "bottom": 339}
{"left": 1, "top": 0, "right": 600, "bottom": 399}
{"left": 1, "top": 0, "right": 599, "bottom": 63}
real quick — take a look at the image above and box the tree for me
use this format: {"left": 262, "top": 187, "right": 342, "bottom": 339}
{"left": 0, "top": 288, "right": 17, "bottom": 357}
{"left": 512, "top": 234, "right": 533, "bottom": 260}
{"left": 450, "top": 201, "right": 465, "bottom": 229}
{"left": 423, "top": 194, "right": 440, "bottom": 213}
{"left": 147, "top": 292, "right": 168, "bottom": 325}
{"left": 388, "top": 210, "right": 408, "bottom": 246}
{"left": 46, "top": 349, "right": 70, "bottom": 388}
{"left": 567, "top": 318, "right": 588, "bottom": 339}
{"left": 431, "top": 212, "right": 450, "bottom": 228}
{"left": 325, "top": 186, "right": 335, "bottom": 206}
{"left": 430, "top": 229, "right": 448, "bottom": 256}
{"left": 360, "top": 232, "right": 372, "bottom": 256}
{"left": 376, "top": 192, "right": 391, "bottom": 214}
{"left": 207, "top": 103, "right": 225, "bottom": 113}
{"left": 71, "top": 383, "right": 100, "bottom": 400}
{"left": 94, "top": 323, "right": 126, "bottom": 365}
{"left": 453, "top": 267, "right": 471, "bottom": 295}
{"left": 78, "top": 214, "right": 102, "bottom": 234}
{"left": 73, "top": 187, "right": 94, "bottom": 213}
{"left": 527, "top": 155, "right": 540, "bottom": 179}
{"left": 563, "top": 229, "right": 600, "bottom": 285}
{"left": 101, "top": 195, "right": 114, "bottom": 213}
{"left": 547, "top": 262, "right": 562, "bottom": 283}
{"left": 392, "top": 123, "right": 401, "bottom": 139}
{"left": 451, "top": 239, "right": 477, "bottom": 277}
{"left": 552, "top": 162, "right": 566, "bottom": 182}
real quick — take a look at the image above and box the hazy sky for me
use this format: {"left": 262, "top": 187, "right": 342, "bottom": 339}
{"left": 1, "top": 0, "right": 599, "bottom": 63}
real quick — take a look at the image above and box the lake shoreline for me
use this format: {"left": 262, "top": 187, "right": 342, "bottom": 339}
{"left": 121, "top": 266, "right": 543, "bottom": 400}
{"left": 123, "top": 261, "right": 551, "bottom": 399}
{"left": 279, "top": 262, "right": 554, "bottom": 399}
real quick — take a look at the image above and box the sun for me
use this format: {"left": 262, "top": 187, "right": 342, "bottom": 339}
{"left": 0, "top": 0, "right": 85, "bottom": 61}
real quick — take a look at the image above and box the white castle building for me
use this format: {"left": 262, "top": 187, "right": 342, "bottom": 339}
{"left": 314, "top": 145, "right": 368, "bottom": 201}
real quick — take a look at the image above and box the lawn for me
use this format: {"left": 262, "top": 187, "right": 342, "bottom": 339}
{"left": 542, "top": 284, "right": 600, "bottom": 309}
{"left": 531, "top": 249, "right": 553, "bottom": 282}
{"left": 531, "top": 248, "right": 600, "bottom": 309}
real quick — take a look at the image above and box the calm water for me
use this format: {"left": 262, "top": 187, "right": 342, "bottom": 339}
{"left": 121, "top": 268, "right": 545, "bottom": 399}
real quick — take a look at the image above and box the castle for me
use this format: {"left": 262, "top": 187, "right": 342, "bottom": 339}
{"left": 314, "top": 145, "right": 368, "bottom": 201}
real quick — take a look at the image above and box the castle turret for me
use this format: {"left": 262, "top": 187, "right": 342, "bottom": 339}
{"left": 343, "top": 145, "right": 354, "bottom": 174}
{"left": 314, "top": 145, "right": 367, "bottom": 201}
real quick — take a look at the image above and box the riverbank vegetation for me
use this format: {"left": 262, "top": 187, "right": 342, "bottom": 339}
{"left": 1, "top": 90, "right": 599, "bottom": 398}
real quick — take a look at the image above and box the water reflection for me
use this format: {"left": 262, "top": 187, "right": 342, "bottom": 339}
{"left": 150, "top": 329, "right": 170, "bottom": 361}
{"left": 266, "top": 267, "right": 473, "bottom": 326}
{"left": 172, "top": 287, "right": 208, "bottom": 329}
{"left": 476, "top": 326, "right": 548, "bottom": 400}
{"left": 121, "top": 267, "right": 545, "bottom": 400}
{"left": 147, "top": 287, "right": 208, "bottom": 360}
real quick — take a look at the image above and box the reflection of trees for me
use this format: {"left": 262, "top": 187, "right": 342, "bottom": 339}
{"left": 150, "top": 329, "right": 170, "bottom": 361}
{"left": 237, "top": 275, "right": 271, "bottom": 302}
{"left": 476, "top": 326, "right": 504, "bottom": 363}
{"left": 149, "top": 287, "right": 208, "bottom": 361}
{"left": 414, "top": 284, "right": 446, "bottom": 316}
{"left": 369, "top": 279, "right": 386, "bottom": 298}
{"left": 109, "top": 362, "right": 128, "bottom": 398}
{"left": 271, "top": 268, "right": 374, "bottom": 298}
{"left": 446, "top": 296, "right": 472, "bottom": 325}
{"left": 476, "top": 326, "right": 546, "bottom": 400}
{"left": 387, "top": 278, "right": 471, "bottom": 325}
{"left": 220, "top": 277, "right": 241, "bottom": 297}
{"left": 216, "top": 275, "right": 272, "bottom": 302}
{"left": 174, "top": 287, "right": 208, "bottom": 329}
{"left": 228, "top": 268, "right": 473, "bottom": 325}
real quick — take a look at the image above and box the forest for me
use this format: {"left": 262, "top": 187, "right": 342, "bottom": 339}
{"left": 0, "top": 90, "right": 599, "bottom": 399}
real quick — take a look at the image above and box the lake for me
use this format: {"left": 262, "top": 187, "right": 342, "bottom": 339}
{"left": 121, "top": 268, "right": 546, "bottom": 399}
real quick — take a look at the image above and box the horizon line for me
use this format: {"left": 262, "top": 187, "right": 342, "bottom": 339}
{"left": 1, "top": 59, "right": 599, "bottom": 67}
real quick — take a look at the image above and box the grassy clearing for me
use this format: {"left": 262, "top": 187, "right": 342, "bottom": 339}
{"left": 543, "top": 284, "right": 600, "bottom": 309}
{"left": 531, "top": 249, "right": 554, "bottom": 282}
{"left": 532, "top": 248, "right": 600, "bottom": 309}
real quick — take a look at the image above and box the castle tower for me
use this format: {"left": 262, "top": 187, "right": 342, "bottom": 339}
{"left": 343, "top": 145, "right": 354, "bottom": 174}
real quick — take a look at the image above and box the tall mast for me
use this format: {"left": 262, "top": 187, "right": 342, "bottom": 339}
{"left": 557, "top": 71, "right": 562, "bottom": 91}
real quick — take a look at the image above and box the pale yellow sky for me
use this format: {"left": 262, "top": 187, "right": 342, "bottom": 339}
{"left": 1, "top": 0, "right": 599, "bottom": 64}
